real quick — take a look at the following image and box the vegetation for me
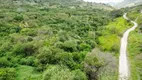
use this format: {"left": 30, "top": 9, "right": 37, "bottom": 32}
{"left": 97, "top": 17, "right": 132, "bottom": 52}
{"left": 0, "top": 0, "right": 141, "bottom": 80}
{"left": 126, "top": 5, "right": 142, "bottom": 80}
{"left": 0, "top": 0, "right": 119, "bottom": 80}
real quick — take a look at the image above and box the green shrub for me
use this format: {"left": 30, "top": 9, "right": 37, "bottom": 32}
{"left": 72, "top": 69, "right": 87, "bottom": 80}
{"left": 37, "top": 47, "right": 54, "bottom": 64}
{"left": 21, "top": 28, "right": 37, "bottom": 36}
{"left": 98, "top": 34, "right": 119, "bottom": 51}
{"left": 110, "top": 10, "right": 123, "bottom": 18}
{"left": 0, "top": 14, "right": 5, "bottom": 18}
{"left": 0, "top": 23, "right": 16, "bottom": 36}
{"left": 0, "top": 57, "right": 11, "bottom": 67}
{"left": 20, "top": 57, "right": 35, "bottom": 66}
{"left": 79, "top": 43, "right": 91, "bottom": 51}
{"left": 13, "top": 43, "right": 25, "bottom": 55}
{"left": 57, "top": 40, "right": 77, "bottom": 52}
{"left": 43, "top": 65, "right": 74, "bottom": 80}
{"left": 23, "top": 42, "right": 37, "bottom": 56}
{"left": 72, "top": 52, "right": 85, "bottom": 63}
{"left": 0, "top": 41, "right": 12, "bottom": 54}
{"left": 13, "top": 42, "right": 36, "bottom": 56}
{"left": 84, "top": 49, "right": 106, "bottom": 80}
{"left": 58, "top": 31, "right": 70, "bottom": 42}
{"left": 13, "top": 15, "right": 24, "bottom": 21}
{"left": 55, "top": 52, "right": 76, "bottom": 69}
{"left": 0, "top": 68, "right": 16, "bottom": 80}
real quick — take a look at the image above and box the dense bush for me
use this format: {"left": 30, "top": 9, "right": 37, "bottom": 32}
{"left": 72, "top": 69, "right": 87, "bottom": 80}
{"left": 43, "top": 65, "right": 74, "bottom": 80}
{"left": 21, "top": 28, "right": 37, "bottom": 36}
{"left": 58, "top": 40, "right": 77, "bottom": 52}
{"left": 0, "top": 57, "right": 12, "bottom": 67}
{"left": 84, "top": 49, "right": 117, "bottom": 80}
{"left": 126, "top": 5, "right": 142, "bottom": 79}
{"left": 20, "top": 57, "right": 35, "bottom": 66}
{"left": 110, "top": 10, "right": 123, "bottom": 18}
{"left": 37, "top": 47, "right": 63, "bottom": 64}
{"left": 0, "top": 0, "right": 121, "bottom": 80}
{"left": 55, "top": 52, "right": 77, "bottom": 69}
{"left": 37, "top": 47, "right": 54, "bottom": 64}
{"left": 13, "top": 42, "right": 37, "bottom": 56}
{"left": 43, "top": 65, "right": 87, "bottom": 80}
{"left": 0, "top": 68, "right": 16, "bottom": 80}
{"left": 13, "top": 15, "right": 24, "bottom": 21}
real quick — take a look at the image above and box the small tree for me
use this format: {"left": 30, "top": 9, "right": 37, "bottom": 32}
{"left": 0, "top": 68, "right": 16, "bottom": 80}
{"left": 13, "top": 15, "right": 24, "bottom": 21}
{"left": 43, "top": 65, "right": 74, "bottom": 80}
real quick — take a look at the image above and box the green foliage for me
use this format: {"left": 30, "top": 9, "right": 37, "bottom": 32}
{"left": 55, "top": 52, "right": 78, "bottom": 69}
{"left": 0, "top": 23, "right": 20, "bottom": 36}
{"left": 0, "top": 57, "right": 11, "bottom": 67}
{"left": 106, "top": 17, "right": 131, "bottom": 35}
{"left": 37, "top": 46, "right": 64, "bottom": 65}
{"left": 84, "top": 49, "right": 118, "bottom": 80}
{"left": 84, "top": 50, "right": 105, "bottom": 80}
{"left": 57, "top": 40, "right": 77, "bottom": 52}
{"left": 37, "top": 47, "right": 54, "bottom": 64}
{"left": 20, "top": 57, "right": 35, "bottom": 66}
{"left": 85, "top": 52, "right": 104, "bottom": 67}
{"left": 72, "top": 69, "right": 87, "bottom": 80}
{"left": 0, "top": 68, "right": 16, "bottom": 80}
{"left": 13, "top": 15, "right": 24, "bottom": 21}
{"left": 79, "top": 43, "right": 91, "bottom": 51}
{"left": 43, "top": 65, "right": 74, "bottom": 80}
{"left": 97, "top": 17, "right": 131, "bottom": 52}
{"left": 16, "top": 65, "right": 42, "bottom": 80}
{"left": 98, "top": 35, "right": 119, "bottom": 51}
{"left": 13, "top": 42, "right": 37, "bottom": 56}
{"left": 126, "top": 5, "right": 142, "bottom": 79}
{"left": 0, "top": 0, "right": 120, "bottom": 80}
{"left": 0, "top": 41, "right": 12, "bottom": 54}
{"left": 43, "top": 65, "right": 86, "bottom": 80}
{"left": 110, "top": 10, "right": 123, "bottom": 18}
{"left": 128, "top": 31, "right": 142, "bottom": 80}
{"left": 21, "top": 28, "right": 37, "bottom": 36}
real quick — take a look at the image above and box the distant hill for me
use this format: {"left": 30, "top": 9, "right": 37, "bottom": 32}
{"left": 0, "top": 0, "right": 113, "bottom": 10}
{"left": 115, "top": 0, "right": 142, "bottom": 8}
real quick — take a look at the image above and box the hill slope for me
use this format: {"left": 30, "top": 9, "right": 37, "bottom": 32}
{"left": 116, "top": 0, "right": 142, "bottom": 8}
{"left": 0, "top": 0, "right": 118, "bottom": 80}
{"left": 0, "top": 0, "right": 113, "bottom": 10}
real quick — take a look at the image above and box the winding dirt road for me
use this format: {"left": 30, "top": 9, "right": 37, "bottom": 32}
{"left": 119, "top": 13, "right": 138, "bottom": 80}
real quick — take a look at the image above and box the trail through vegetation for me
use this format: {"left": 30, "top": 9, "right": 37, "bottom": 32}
{"left": 0, "top": 0, "right": 142, "bottom": 80}
{"left": 119, "top": 13, "right": 138, "bottom": 80}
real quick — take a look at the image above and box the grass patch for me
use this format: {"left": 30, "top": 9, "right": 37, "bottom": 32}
{"left": 98, "top": 17, "right": 132, "bottom": 52}
{"left": 128, "top": 31, "right": 142, "bottom": 80}
{"left": 16, "top": 65, "right": 42, "bottom": 80}
{"left": 98, "top": 34, "right": 119, "bottom": 51}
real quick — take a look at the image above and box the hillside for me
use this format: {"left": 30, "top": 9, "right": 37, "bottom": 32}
{"left": 116, "top": 0, "right": 142, "bottom": 8}
{"left": 0, "top": 0, "right": 118, "bottom": 80}
{"left": 0, "top": 0, "right": 141, "bottom": 80}
{"left": 125, "top": 5, "right": 142, "bottom": 80}
{"left": 0, "top": 0, "right": 113, "bottom": 10}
